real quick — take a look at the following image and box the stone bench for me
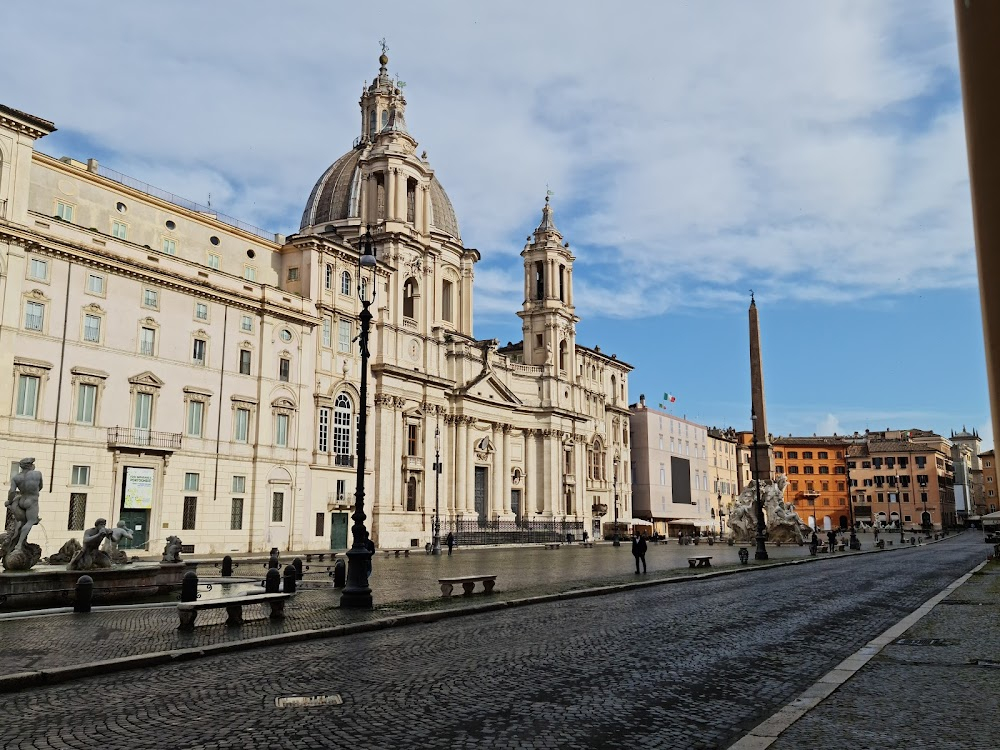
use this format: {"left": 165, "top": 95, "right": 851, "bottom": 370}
{"left": 438, "top": 575, "right": 497, "bottom": 597}
{"left": 687, "top": 556, "right": 713, "bottom": 568}
{"left": 543, "top": 543, "right": 561, "bottom": 550}
{"left": 384, "top": 549, "right": 411, "bottom": 557}
{"left": 177, "top": 592, "right": 292, "bottom": 631}
{"left": 578, "top": 542, "right": 594, "bottom": 548}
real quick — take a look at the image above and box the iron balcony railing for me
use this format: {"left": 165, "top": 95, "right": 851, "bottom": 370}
{"left": 107, "top": 427, "right": 182, "bottom": 451}
{"left": 445, "top": 518, "right": 586, "bottom": 547}
{"left": 333, "top": 453, "right": 355, "bottom": 468}
{"left": 24, "top": 314, "right": 43, "bottom": 331}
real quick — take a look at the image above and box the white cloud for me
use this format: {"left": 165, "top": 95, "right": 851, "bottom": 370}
{"left": 0, "top": 0, "right": 974, "bottom": 323}
{"left": 817, "top": 414, "right": 843, "bottom": 436}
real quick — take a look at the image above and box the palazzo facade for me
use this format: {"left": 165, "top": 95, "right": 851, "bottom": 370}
{"left": 0, "top": 52, "right": 632, "bottom": 555}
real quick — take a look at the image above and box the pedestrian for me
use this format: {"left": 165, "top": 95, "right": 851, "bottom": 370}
{"left": 873, "top": 527, "right": 880, "bottom": 543}
{"left": 446, "top": 531, "right": 455, "bottom": 555}
{"left": 827, "top": 529, "right": 837, "bottom": 553}
{"left": 582, "top": 530, "right": 589, "bottom": 543}
{"left": 365, "top": 533, "right": 376, "bottom": 576}
{"left": 810, "top": 530, "right": 819, "bottom": 554}
{"left": 632, "top": 534, "right": 647, "bottom": 574}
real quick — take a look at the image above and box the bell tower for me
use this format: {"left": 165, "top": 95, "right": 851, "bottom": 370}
{"left": 358, "top": 43, "right": 410, "bottom": 144}
{"left": 517, "top": 197, "right": 579, "bottom": 373}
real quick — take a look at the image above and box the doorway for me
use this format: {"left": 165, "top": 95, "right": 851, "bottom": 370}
{"left": 474, "top": 467, "right": 488, "bottom": 522}
{"left": 330, "top": 512, "right": 349, "bottom": 549}
{"left": 510, "top": 489, "right": 521, "bottom": 522}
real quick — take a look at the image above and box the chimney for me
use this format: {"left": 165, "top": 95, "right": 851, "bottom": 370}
{"left": 639, "top": 394, "right": 646, "bottom": 408}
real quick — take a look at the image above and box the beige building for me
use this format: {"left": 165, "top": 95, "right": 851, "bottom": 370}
{"left": 629, "top": 396, "right": 713, "bottom": 537}
{"left": 708, "top": 427, "right": 739, "bottom": 535}
{"left": 0, "top": 52, "right": 631, "bottom": 555}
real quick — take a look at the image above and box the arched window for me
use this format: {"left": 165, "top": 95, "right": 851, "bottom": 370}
{"left": 589, "top": 439, "right": 606, "bottom": 481}
{"left": 368, "top": 109, "right": 376, "bottom": 137}
{"left": 558, "top": 340, "right": 567, "bottom": 371}
{"left": 325, "top": 264, "right": 333, "bottom": 290}
{"left": 406, "top": 476, "right": 417, "bottom": 511}
{"left": 341, "top": 270, "right": 352, "bottom": 296}
{"left": 403, "top": 278, "right": 417, "bottom": 319}
{"left": 442, "top": 279, "right": 454, "bottom": 323}
{"left": 610, "top": 375, "right": 617, "bottom": 403}
{"left": 333, "top": 393, "right": 352, "bottom": 465}
{"left": 381, "top": 110, "right": 389, "bottom": 129}
{"left": 406, "top": 178, "right": 417, "bottom": 223}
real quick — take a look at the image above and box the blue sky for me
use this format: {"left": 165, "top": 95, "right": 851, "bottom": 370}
{"left": 1, "top": 1, "right": 989, "bottom": 446}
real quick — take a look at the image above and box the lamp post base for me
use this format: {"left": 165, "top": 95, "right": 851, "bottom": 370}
{"left": 431, "top": 535, "right": 441, "bottom": 555}
{"left": 339, "top": 548, "right": 373, "bottom": 609}
{"left": 754, "top": 534, "right": 768, "bottom": 560}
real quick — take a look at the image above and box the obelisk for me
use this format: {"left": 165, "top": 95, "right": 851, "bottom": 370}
{"left": 749, "top": 293, "right": 774, "bottom": 482}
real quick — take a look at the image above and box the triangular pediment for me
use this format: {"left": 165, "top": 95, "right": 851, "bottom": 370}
{"left": 128, "top": 371, "right": 164, "bottom": 388}
{"left": 455, "top": 372, "right": 522, "bottom": 406}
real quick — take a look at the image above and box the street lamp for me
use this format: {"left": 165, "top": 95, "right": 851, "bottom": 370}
{"left": 431, "top": 425, "right": 442, "bottom": 555}
{"left": 719, "top": 495, "right": 727, "bottom": 539}
{"left": 751, "top": 408, "right": 768, "bottom": 560}
{"left": 846, "top": 451, "right": 859, "bottom": 550}
{"left": 613, "top": 454, "right": 621, "bottom": 547}
{"left": 716, "top": 492, "right": 722, "bottom": 537}
{"left": 341, "top": 225, "right": 378, "bottom": 609}
{"left": 897, "top": 472, "right": 906, "bottom": 545}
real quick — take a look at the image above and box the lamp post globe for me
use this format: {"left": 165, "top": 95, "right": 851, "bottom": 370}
{"left": 751, "top": 408, "right": 768, "bottom": 560}
{"left": 341, "top": 225, "right": 377, "bottom": 609}
{"left": 431, "top": 426, "right": 442, "bottom": 555}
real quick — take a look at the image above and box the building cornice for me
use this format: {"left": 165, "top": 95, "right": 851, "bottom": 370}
{"left": 0, "top": 105, "right": 56, "bottom": 139}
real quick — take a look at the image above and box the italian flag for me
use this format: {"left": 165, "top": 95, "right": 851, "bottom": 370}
{"left": 663, "top": 392, "right": 677, "bottom": 403}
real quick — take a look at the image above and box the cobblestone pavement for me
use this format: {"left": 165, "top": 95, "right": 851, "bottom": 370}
{"left": 769, "top": 553, "right": 1000, "bottom": 750}
{"left": 1, "top": 535, "right": 988, "bottom": 750}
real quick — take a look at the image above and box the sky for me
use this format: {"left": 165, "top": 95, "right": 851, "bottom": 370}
{"left": 1, "top": 1, "right": 991, "bottom": 448}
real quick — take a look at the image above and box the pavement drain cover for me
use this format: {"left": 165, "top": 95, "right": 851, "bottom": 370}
{"left": 894, "top": 638, "right": 954, "bottom": 647}
{"left": 275, "top": 694, "right": 343, "bottom": 708}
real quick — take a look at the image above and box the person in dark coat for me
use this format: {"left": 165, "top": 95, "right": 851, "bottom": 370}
{"left": 631, "top": 534, "right": 648, "bottom": 574}
{"left": 365, "top": 534, "right": 376, "bottom": 576}
{"left": 827, "top": 529, "right": 837, "bottom": 553}
{"left": 446, "top": 532, "right": 455, "bottom": 555}
{"left": 810, "top": 530, "right": 819, "bottom": 552}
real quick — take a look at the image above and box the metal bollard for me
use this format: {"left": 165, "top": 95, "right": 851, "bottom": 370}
{"left": 181, "top": 570, "right": 199, "bottom": 602}
{"left": 283, "top": 565, "right": 297, "bottom": 594}
{"left": 268, "top": 548, "right": 280, "bottom": 569}
{"left": 738, "top": 547, "right": 750, "bottom": 564}
{"left": 221, "top": 555, "right": 233, "bottom": 577}
{"left": 265, "top": 567, "right": 281, "bottom": 593}
{"left": 292, "top": 557, "right": 303, "bottom": 580}
{"left": 333, "top": 559, "right": 346, "bottom": 588}
{"left": 74, "top": 575, "right": 94, "bottom": 613}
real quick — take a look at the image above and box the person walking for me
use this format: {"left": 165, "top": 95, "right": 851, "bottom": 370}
{"left": 827, "top": 529, "right": 837, "bottom": 554}
{"left": 365, "top": 534, "right": 376, "bottom": 577}
{"left": 446, "top": 531, "right": 455, "bottom": 556}
{"left": 873, "top": 527, "right": 880, "bottom": 544}
{"left": 632, "top": 534, "right": 648, "bottom": 574}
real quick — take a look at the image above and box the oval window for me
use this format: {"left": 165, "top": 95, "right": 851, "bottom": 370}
{"left": 247, "top": 249, "right": 256, "bottom": 259}
{"left": 210, "top": 236, "right": 220, "bottom": 246}
{"left": 165, "top": 220, "right": 176, "bottom": 230}
{"left": 279, "top": 329, "right": 292, "bottom": 342}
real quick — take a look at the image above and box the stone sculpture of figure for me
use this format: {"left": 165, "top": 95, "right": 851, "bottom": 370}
{"left": 45, "top": 538, "right": 83, "bottom": 564}
{"left": 68, "top": 518, "right": 113, "bottom": 570}
{"left": 161, "top": 535, "right": 183, "bottom": 563}
{"left": 101, "top": 520, "right": 134, "bottom": 565}
{"left": 1, "top": 457, "right": 44, "bottom": 570}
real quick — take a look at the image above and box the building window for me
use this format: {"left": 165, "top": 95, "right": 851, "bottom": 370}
{"left": 275, "top": 413, "right": 289, "bottom": 447}
{"left": 244, "top": 266, "right": 257, "bottom": 282}
{"left": 818, "top": 466, "right": 830, "bottom": 474}
{"left": 240, "top": 315, "right": 253, "bottom": 333}
{"left": 279, "top": 358, "right": 290, "bottom": 382}
{"left": 341, "top": 270, "right": 352, "bottom": 296}
{"left": 325, "top": 264, "right": 333, "bottom": 290}
{"left": 195, "top": 303, "right": 209, "bottom": 321}
{"left": 112, "top": 221, "right": 128, "bottom": 240}
{"left": 24, "top": 301, "right": 44, "bottom": 331}
{"left": 186, "top": 400, "right": 205, "bottom": 437}
{"left": 182, "top": 497, "right": 197, "bottom": 529}
{"left": 234, "top": 408, "right": 250, "bottom": 442}
{"left": 134, "top": 391, "right": 153, "bottom": 430}
{"left": 403, "top": 278, "right": 417, "bottom": 318}
{"left": 16, "top": 375, "right": 39, "bottom": 418}
{"left": 162, "top": 238, "right": 176, "bottom": 255}
{"left": 28, "top": 258, "right": 49, "bottom": 281}
{"left": 318, "top": 406, "right": 330, "bottom": 453}
{"left": 232, "top": 476, "right": 246, "bottom": 494}
{"left": 272, "top": 491, "right": 284, "bottom": 522}
{"left": 315, "top": 512, "right": 325, "bottom": 537}
{"left": 208, "top": 253, "right": 221, "bottom": 270}
{"left": 442, "top": 279, "right": 454, "bottom": 322}
{"left": 231, "top": 497, "right": 244, "bottom": 530}
{"left": 803, "top": 452, "right": 813, "bottom": 459}
{"left": 407, "top": 424, "right": 419, "bottom": 456}
{"left": 287, "top": 267, "right": 299, "bottom": 282}
{"left": 56, "top": 202, "right": 74, "bottom": 222}
{"left": 68, "top": 494, "right": 87, "bottom": 531}
{"left": 87, "top": 274, "right": 105, "bottom": 295}
{"left": 76, "top": 383, "right": 97, "bottom": 424}
{"left": 71, "top": 465, "right": 91, "bottom": 486}
{"left": 140, "top": 327, "right": 156, "bottom": 356}
{"left": 239, "top": 349, "right": 251, "bottom": 375}
{"left": 192, "top": 338, "right": 207, "bottom": 366}
{"left": 142, "top": 288, "right": 159, "bottom": 309}
{"left": 787, "top": 451, "right": 798, "bottom": 459}
{"left": 322, "top": 316, "right": 332, "bottom": 348}
{"left": 338, "top": 320, "right": 351, "bottom": 353}
{"left": 83, "top": 314, "right": 101, "bottom": 343}
{"left": 184, "top": 473, "right": 200, "bottom": 491}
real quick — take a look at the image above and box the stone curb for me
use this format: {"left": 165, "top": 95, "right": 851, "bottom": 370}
{"left": 0, "top": 536, "right": 947, "bottom": 694}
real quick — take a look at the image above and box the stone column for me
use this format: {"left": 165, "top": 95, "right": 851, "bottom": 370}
{"left": 525, "top": 429, "right": 537, "bottom": 514}
{"left": 358, "top": 174, "right": 368, "bottom": 223}
{"left": 491, "top": 423, "right": 503, "bottom": 519}
{"left": 422, "top": 185, "right": 431, "bottom": 234}
{"left": 386, "top": 168, "right": 397, "bottom": 221}
{"left": 502, "top": 426, "right": 512, "bottom": 514}
{"left": 456, "top": 416, "right": 468, "bottom": 515}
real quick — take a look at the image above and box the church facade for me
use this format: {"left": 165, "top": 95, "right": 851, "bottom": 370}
{"left": 0, "top": 52, "right": 632, "bottom": 556}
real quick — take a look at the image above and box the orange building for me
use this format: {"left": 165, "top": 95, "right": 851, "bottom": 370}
{"left": 773, "top": 437, "right": 852, "bottom": 530}
{"left": 981, "top": 449, "right": 998, "bottom": 514}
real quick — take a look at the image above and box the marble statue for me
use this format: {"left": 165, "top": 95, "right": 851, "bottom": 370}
{"left": 101, "top": 520, "right": 134, "bottom": 565}
{"left": 45, "top": 538, "right": 83, "bottom": 564}
{"left": 68, "top": 518, "right": 113, "bottom": 570}
{"left": 727, "top": 474, "right": 810, "bottom": 545}
{"left": 161, "top": 535, "right": 183, "bottom": 563}
{"left": 1, "top": 457, "right": 44, "bottom": 570}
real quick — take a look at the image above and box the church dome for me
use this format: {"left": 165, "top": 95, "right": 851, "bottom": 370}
{"left": 299, "top": 147, "right": 461, "bottom": 240}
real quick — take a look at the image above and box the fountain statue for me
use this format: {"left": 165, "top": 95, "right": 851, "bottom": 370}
{"left": 727, "top": 474, "right": 811, "bottom": 545}
{"left": 102, "top": 520, "right": 134, "bottom": 565}
{"left": 161, "top": 536, "right": 183, "bottom": 563}
{"left": 1, "top": 457, "right": 44, "bottom": 570}
{"left": 68, "top": 518, "right": 113, "bottom": 570}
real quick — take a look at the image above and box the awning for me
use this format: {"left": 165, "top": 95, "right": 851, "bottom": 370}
{"left": 660, "top": 517, "right": 713, "bottom": 527}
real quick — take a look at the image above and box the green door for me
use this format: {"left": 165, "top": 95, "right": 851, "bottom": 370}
{"left": 119, "top": 509, "right": 148, "bottom": 551}
{"left": 330, "top": 512, "right": 349, "bottom": 550}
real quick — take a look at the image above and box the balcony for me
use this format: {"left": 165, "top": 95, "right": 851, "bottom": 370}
{"left": 107, "top": 427, "right": 182, "bottom": 451}
{"left": 403, "top": 455, "right": 423, "bottom": 472}
{"left": 333, "top": 453, "right": 355, "bottom": 468}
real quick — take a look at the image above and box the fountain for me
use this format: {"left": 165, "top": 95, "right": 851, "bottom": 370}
{"left": 727, "top": 474, "right": 811, "bottom": 545}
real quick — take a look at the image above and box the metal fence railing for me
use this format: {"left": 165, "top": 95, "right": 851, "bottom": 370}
{"left": 445, "top": 518, "right": 586, "bottom": 547}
